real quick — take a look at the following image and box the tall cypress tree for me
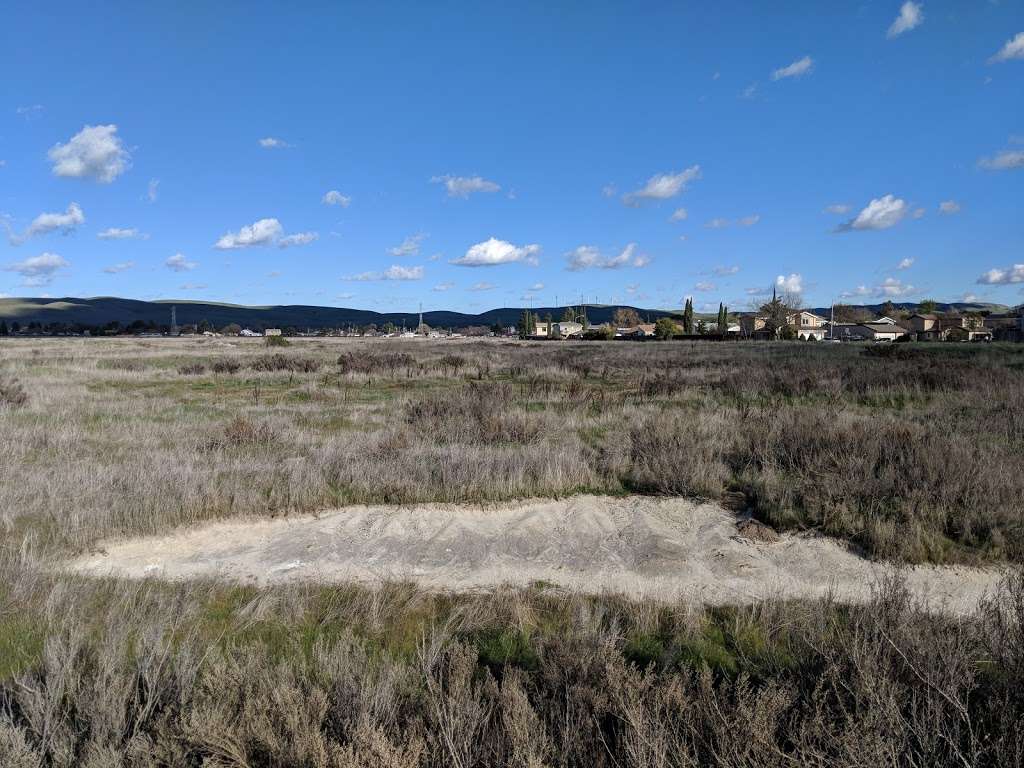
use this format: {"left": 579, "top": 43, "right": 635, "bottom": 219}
{"left": 717, "top": 302, "right": 726, "bottom": 334}
{"left": 683, "top": 298, "right": 694, "bottom": 334}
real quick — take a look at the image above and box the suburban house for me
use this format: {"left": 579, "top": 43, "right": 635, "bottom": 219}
{"left": 619, "top": 323, "right": 656, "bottom": 338}
{"left": 263, "top": 328, "right": 282, "bottom": 337}
{"left": 534, "top": 321, "right": 550, "bottom": 337}
{"left": 907, "top": 313, "right": 991, "bottom": 342}
{"left": 836, "top": 323, "right": 908, "bottom": 342}
{"left": 790, "top": 311, "right": 828, "bottom": 340}
{"left": 552, "top": 321, "right": 584, "bottom": 338}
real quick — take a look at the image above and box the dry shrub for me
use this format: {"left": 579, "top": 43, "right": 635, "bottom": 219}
{"left": 251, "top": 354, "right": 321, "bottom": 373}
{"left": 0, "top": 376, "right": 28, "bottom": 408}
{"left": 177, "top": 363, "right": 206, "bottom": 376}
{"left": 218, "top": 416, "right": 277, "bottom": 447}
{"left": 405, "top": 384, "right": 543, "bottom": 445}
{"left": 211, "top": 358, "right": 241, "bottom": 374}
{"left": 622, "top": 412, "right": 729, "bottom": 498}
{"left": 337, "top": 351, "right": 415, "bottom": 378}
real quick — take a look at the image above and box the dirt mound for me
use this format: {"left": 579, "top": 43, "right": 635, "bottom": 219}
{"left": 735, "top": 518, "right": 780, "bottom": 543}
{"left": 67, "top": 495, "right": 1004, "bottom": 615}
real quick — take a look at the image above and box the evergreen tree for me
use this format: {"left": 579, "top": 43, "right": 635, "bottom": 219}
{"left": 682, "top": 298, "right": 694, "bottom": 334}
{"left": 717, "top": 303, "right": 726, "bottom": 334}
{"left": 0, "top": 320, "right": 7, "bottom": 336}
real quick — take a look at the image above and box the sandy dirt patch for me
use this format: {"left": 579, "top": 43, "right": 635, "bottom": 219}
{"left": 70, "top": 495, "right": 1005, "bottom": 614}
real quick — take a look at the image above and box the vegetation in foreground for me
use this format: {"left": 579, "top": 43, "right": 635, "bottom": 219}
{"left": 2, "top": 337, "right": 1023, "bottom": 564}
{"left": 2, "top": 337, "right": 1024, "bottom": 766}
{"left": 0, "top": 569, "right": 1022, "bottom": 767}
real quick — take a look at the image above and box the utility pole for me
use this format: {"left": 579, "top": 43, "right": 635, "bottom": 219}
{"left": 170, "top": 305, "right": 178, "bottom": 336}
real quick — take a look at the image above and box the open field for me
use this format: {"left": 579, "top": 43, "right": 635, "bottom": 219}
{"left": 2, "top": 336, "right": 1024, "bottom": 765}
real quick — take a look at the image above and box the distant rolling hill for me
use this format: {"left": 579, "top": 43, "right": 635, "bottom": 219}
{"left": 0, "top": 296, "right": 1010, "bottom": 332}
{"left": 0, "top": 296, "right": 680, "bottom": 330}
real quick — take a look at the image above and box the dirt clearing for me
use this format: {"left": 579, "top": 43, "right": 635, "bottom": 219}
{"left": 70, "top": 495, "right": 1004, "bottom": 614}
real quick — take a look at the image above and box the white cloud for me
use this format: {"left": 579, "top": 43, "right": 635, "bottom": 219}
{"left": 622, "top": 166, "right": 701, "bottom": 205}
{"left": 16, "top": 104, "right": 44, "bottom": 119}
{"left": 165, "top": 253, "right": 197, "bottom": 272}
{"left": 528, "top": 282, "right": 544, "bottom": 291}
{"left": 738, "top": 214, "right": 761, "bottom": 227}
{"left": 938, "top": 200, "right": 961, "bottom": 215}
{"left": 215, "top": 218, "right": 283, "bottom": 249}
{"left": 835, "top": 194, "right": 908, "bottom": 232}
{"left": 601, "top": 183, "right": 617, "bottom": 198}
{"left": 468, "top": 282, "right": 496, "bottom": 291}
{"left": 147, "top": 179, "right": 159, "bottom": 203}
{"left": 389, "top": 233, "right": 427, "bottom": 257}
{"left": 431, "top": 175, "right": 501, "bottom": 198}
{"left": 824, "top": 204, "right": 851, "bottom": 214}
{"left": 771, "top": 55, "right": 814, "bottom": 81}
{"left": 713, "top": 265, "right": 740, "bottom": 276}
{"left": 336, "top": 293, "right": 355, "bottom": 300}
{"left": 7, "top": 202, "right": 86, "bottom": 245}
{"left": 258, "top": 137, "right": 291, "bottom": 148}
{"left": 278, "top": 232, "right": 318, "bottom": 248}
{"left": 565, "top": 243, "right": 649, "bottom": 271}
{"left": 322, "top": 190, "right": 352, "bottom": 207}
{"left": 897, "top": 257, "right": 915, "bottom": 270}
{"left": 705, "top": 218, "right": 730, "bottom": 229}
{"left": 978, "top": 149, "right": 1024, "bottom": 171}
{"left": 452, "top": 238, "right": 540, "bottom": 267}
{"left": 103, "top": 261, "right": 135, "bottom": 274}
{"left": 912, "top": 207, "right": 926, "bottom": 219}
{"left": 775, "top": 273, "right": 803, "bottom": 294}
{"left": 694, "top": 281, "right": 716, "bottom": 292}
{"left": 977, "top": 264, "right": 1024, "bottom": 285}
{"left": 48, "top": 125, "right": 130, "bottom": 183}
{"left": 874, "top": 277, "right": 916, "bottom": 297}
{"left": 3, "top": 252, "right": 69, "bottom": 285}
{"left": 988, "top": 32, "right": 1024, "bottom": 64}
{"left": 740, "top": 83, "right": 758, "bottom": 99}
{"left": 887, "top": 1, "right": 924, "bottom": 38}
{"left": 97, "top": 227, "right": 146, "bottom": 240}
{"left": 344, "top": 265, "right": 424, "bottom": 281}
{"left": 669, "top": 207, "right": 688, "bottom": 222}
{"left": 178, "top": 282, "right": 207, "bottom": 291}
{"left": 433, "top": 282, "right": 455, "bottom": 292}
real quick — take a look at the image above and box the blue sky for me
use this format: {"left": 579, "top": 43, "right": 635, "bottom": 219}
{"left": 1, "top": 1, "right": 1022, "bottom": 313}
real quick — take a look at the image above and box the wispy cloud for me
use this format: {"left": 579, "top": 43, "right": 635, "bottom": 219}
{"left": 824, "top": 203, "right": 851, "bottom": 214}
{"left": 705, "top": 218, "right": 730, "bottom": 229}
{"left": 344, "top": 265, "right": 424, "bottom": 281}
{"left": 147, "top": 179, "right": 160, "bottom": 203}
{"left": 887, "top": 1, "right": 924, "bottom": 38}
{"left": 771, "top": 55, "right": 813, "bottom": 81}
{"left": 988, "top": 32, "right": 1024, "bottom": 64}
{"left": 842, "top": 277, "right": 916, "bottom": 299}
{"left": 322, "top": 190, "right": 352, "bottom": 207}
{"left": 897, "top": 257, "right": 915, "bottom": 270}
{"left": 258, "top": 137, "right": 292, "bottom": 148}
{"left": 468, "top": 282, "right": 496, "bottom": 291}
{"left": 389, "top": 233, "right": 427, "bottom": 257}
{"left": 713, "top": 265, "right": 740, "bottom": 276}
{"left": 737, "top": 214, "right": 761, "bottom": 227}
{"left": 7, "top": 202, "right": 85, "bottom": 245}
{"left": 565, "top": 243, "right": 650, "bottom": 271}
{"left": 3, "top": 252, "right": 69, "bottom": 286}
{"left": 165, "top": 253, "right": 197, "bottom": 272}
{"left": 178, "top": 282, "right": 207, "bottom": 291}
{"left": 432, "top": 282, "right": 455, "bottom": 292}
{"left": 669, "top": 207, "right": 688, "bottom": 222}
{"left": 978, "top": 149, "right": 1024, "bottom": 171}
{"left": 431, "top": 175, "right": 501, "bottom": 198}
{"left": 278, "top": 232, "right": 318, "bottom": 248}
{"left": 938, "top": 200, "right": 961, "bottom": 215}
{"left": 48, "top": 124, "right": 130, "bottom": 183}
{"left": 103, "top": 261, "right": 135, "bottom": 274}
{"left": 622, "top": 166, "right": 701, "bottom": 205}
{"left": 15, "top": 104, "right": 44, "bottom": 120}
{"left": 835, "top": 194, "right": 908, "bottom": 232}
{"left": 97, "top": 227, "right": 147, "bottom": 240}
{"left": 694, "top": 281, "right": 716, "bottom": 292}
{"left": 451, "top": 238, "right": 540, "bottom": 267}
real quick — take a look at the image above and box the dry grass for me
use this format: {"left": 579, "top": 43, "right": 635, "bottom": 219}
{"left": 1, "top": 336, "right": 1023, "bottom": 562}
{"left": 2, "top": 336, "right": 1024, "bottom": 764}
